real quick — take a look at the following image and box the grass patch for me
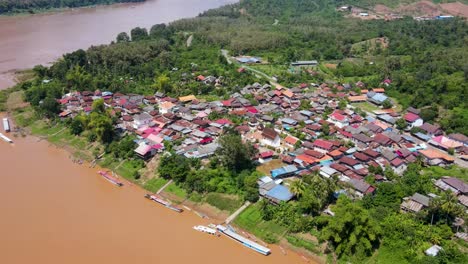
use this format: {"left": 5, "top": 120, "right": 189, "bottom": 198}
{"left": 115, "top": 160, "right": 144, "bottom": 180}
{"left": 233, "top": 203, "right": 287, "bottom": 243}
{"left": 365, "top": 244, "right": 410, "bottom": 264}
{"left": 165, "top": 182, "right": 187, "bottom": 198}
{"left": 143, "top": 177, "right": 168, "bottom": 193}
{"left": 256, "top": 159, "right": 285, "bottom": 175}
{"left": 6, "top": 91, "right": 27, "bottom": 110}
{"left": 286, "top": 235, "right": 320, "bottom": 254}
{"left": 249, "top": 64, "right": 288, "bottom": 77}
{"left": 352, "top": 101, "right": 380, "bottom": 113}
{"left": 422, "top": 165, "right": 468, "bottom": 182}
{"left": 205, "top": 193, "right": 243, "bottom": 213}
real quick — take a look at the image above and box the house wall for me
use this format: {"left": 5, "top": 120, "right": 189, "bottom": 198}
{"left": 409, "top": 119, "right": 423, "bottom": 128}
{"left": 133, "top": 118, "right": 152, "bottom": 129}
{"left": 261, "top": 136, "right": 281, "bottom": 148}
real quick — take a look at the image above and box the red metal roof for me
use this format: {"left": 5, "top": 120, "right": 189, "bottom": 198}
{"left": 313, "top": 139, "right": 334, "bottom": 150}
{"left": 404, "top": 112, "right": 421, "bottom": 122}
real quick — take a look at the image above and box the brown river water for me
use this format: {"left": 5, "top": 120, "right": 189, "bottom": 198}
{"left": 0, "top": 0, "right": 235, "bottom": 89}
{"left": 0, "top": 114, "right": 310, "bottom": 263}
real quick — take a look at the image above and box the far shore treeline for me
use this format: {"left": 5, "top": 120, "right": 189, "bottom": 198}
{"left": 5, "top": 0, "right": 468, "bottom": 263}
{"left": 0, "top": 0, "right": 145, "bottom": 14}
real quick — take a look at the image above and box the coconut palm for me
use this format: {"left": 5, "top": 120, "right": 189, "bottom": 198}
{"left": 290, "top": 179, "right": 306, "bottom": 198}
{"left": 429, "top": 191, "right": 464, "bottom": 225}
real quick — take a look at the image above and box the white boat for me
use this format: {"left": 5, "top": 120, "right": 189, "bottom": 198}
{"left": 2, "top": 118, "right": 10, "bottom": 132}
{"left": 0, "top": 133, "right": 13, "bottom": 143}
{"left": 193, "top": 225, "right": 217, "bottom": 235}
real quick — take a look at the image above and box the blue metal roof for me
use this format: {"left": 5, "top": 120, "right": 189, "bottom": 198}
{"left": 271, "top": 165, "right": 297, "bottom": 178}
{"left": 266, "top": 185, "right": 293, "bottom": 202}
{"left": 371, "top": 93, "right": 388, "bottom": 103}
{"left": 414, "top": 132, "right": 431, "bottom": 141}
{"left": 282, "top": 118, "right": 297, "bottom": 125}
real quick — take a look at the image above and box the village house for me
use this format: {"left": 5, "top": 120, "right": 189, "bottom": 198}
{"left": 404, "top": 112, "right": 423, "bottom": 128}
{"left": 400, "top": 193, "right": 431, "bottom": 213}
{"left": 419, "top": 123, "right": 443, "bottom": 136}
{"left": 434, "top": 177, "right": 468, "bottom": 195}
{"left": 133, "top": 112, "right": 153, "bottom": 129}
{"left": 347, "top": 178, "right": 375, "bottom": 197}
{"left": 261, "top": 128, "right": 281, "bottom": 148}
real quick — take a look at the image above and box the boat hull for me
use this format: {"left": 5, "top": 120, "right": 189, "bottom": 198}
{"left": 145, "top": 194, "right": 183, "bottom": 213}
{"left": 216, "top": 225, "right": 270, "bottom": 255}
{"left": 98, "top": 171, "right": 123, "bottom": 187}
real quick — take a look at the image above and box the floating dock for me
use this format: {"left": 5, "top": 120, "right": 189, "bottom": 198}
{"left": 0, "top": 133, "right": 12, "bottom": 143}
{"left": 98, "top": 171, "right": 123, "bottom": 187}
{"left": 216, "top": 225, "right": 271, "bottom": 255}
{"left": 144, "top": 194, "right": 183, "bottom": 213}
{"left": 2, "top": 118, "right": 10, "bottom": 132}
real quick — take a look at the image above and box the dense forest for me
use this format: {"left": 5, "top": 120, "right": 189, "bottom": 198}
{"left": 0, "top": 0, "right": 144, "bottom": 14}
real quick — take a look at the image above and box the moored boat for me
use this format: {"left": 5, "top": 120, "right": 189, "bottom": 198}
{"left": 2, "top": 118, "right": 10, "bottom": 132}
{"left": 216, "top": 225, "right": 271, "bottom": 255}
{"left": 144, "top": 194, "right": 183, "bottom": 213}
{"left": 0, "top": 133, "right": 12, "bottom": 143}
{"left": 193, "top": 225, "right": 217, "bottom": 235}
{"left": 98, "top": 171, "right": 123, "bottom": 187}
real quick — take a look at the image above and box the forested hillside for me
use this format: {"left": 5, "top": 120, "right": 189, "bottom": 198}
{"left": 0, "top": 0, "right": 144, "bottom": 14}
{"left": 338, "top": 0, "right": 468, "bottom": 8}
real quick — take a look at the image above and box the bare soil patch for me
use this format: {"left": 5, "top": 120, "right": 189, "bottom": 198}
{"left": 441, "top": 2, "right": 468, "bottom": 17}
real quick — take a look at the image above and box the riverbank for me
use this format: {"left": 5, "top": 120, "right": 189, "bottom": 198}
{"left": 0, "top": 0, "right": 146, "bottom": 17}
{"left": 4, "top": 100, "right": 324, "bottom": 263}
{"left": 0, "top": 0, "right": 237, "bottom": 90}
{"left": 1, "top": 110, "right": 313, "bottom": 264}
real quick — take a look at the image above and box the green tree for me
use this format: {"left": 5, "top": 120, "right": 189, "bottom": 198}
{"left": 321, "top": 196, "right": 381, "bottom": 259}
{"left": 65, "top": 65, "right": 91, "bottom": 91}
{"left": 420, "top": 105, "right": 439, "bottom": 122}
{"left": 429, "top": 191, "right": 465, "bottom": 225}
{"left": 116, "top": 32, "right": 130, "bottom": 43}
{"left": 289, "top": 179, "right": 306, "bottom": 198}
{"left": 70, "top": 118, "right": 84, "bottom": 135}
{"left": 338, "top": 99, "right": 347, "bottom": 110}
{"left": 130, "top": 27, "right": 148, "bottom": 41}
{"left": 92, "top": 98, "right": 106, "bottom": 113}
{"left": 395, "top": 118, "right": 408, "bottom": 130}
{"left": 382, "top": 99, "right": 393, "bottom": 109}
{"left": 321, "top": 123, "right": 330, "bottom": 136}
{"left": 158, "top": 153, "right": 191, "bottom": 183}
{"left": 40, "top": 96, "right": 60, "bottom": 118}
{"left": 88, "top": 112, "right": 114, "bottom": 143}
{"left": 153, "top": 74, "right": 172, "bottom": 93}
{"left": 216, "top": 132, "right": 257, "bottom": 172}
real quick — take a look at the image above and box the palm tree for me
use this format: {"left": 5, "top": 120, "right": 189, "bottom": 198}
{"left": 290, "top": 179, "right": 306, "bottom": 198}
{"left": 429, "top": 191, "right": 464, "bottom": 225}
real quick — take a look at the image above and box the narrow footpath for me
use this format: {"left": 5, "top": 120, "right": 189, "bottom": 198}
{"left": 157, "top": 179, "right": 173, "bottom": 194}
{"left": 225, "top": 201, "right": 251, "bottom": 224}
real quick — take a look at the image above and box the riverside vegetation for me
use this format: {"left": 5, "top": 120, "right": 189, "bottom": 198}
{"left": 0, "top": 0, "right": 145, "bottom": 15}
{"left": 5, "top": 0, "right": 468, "bottom": 263}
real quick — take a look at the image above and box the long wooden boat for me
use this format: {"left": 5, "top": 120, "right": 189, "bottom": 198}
{"left": 144, "top": 194, "right": 183, "bottom": 213}
{"left": 98, "top": 171, "right": 123, "bottom": 187}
